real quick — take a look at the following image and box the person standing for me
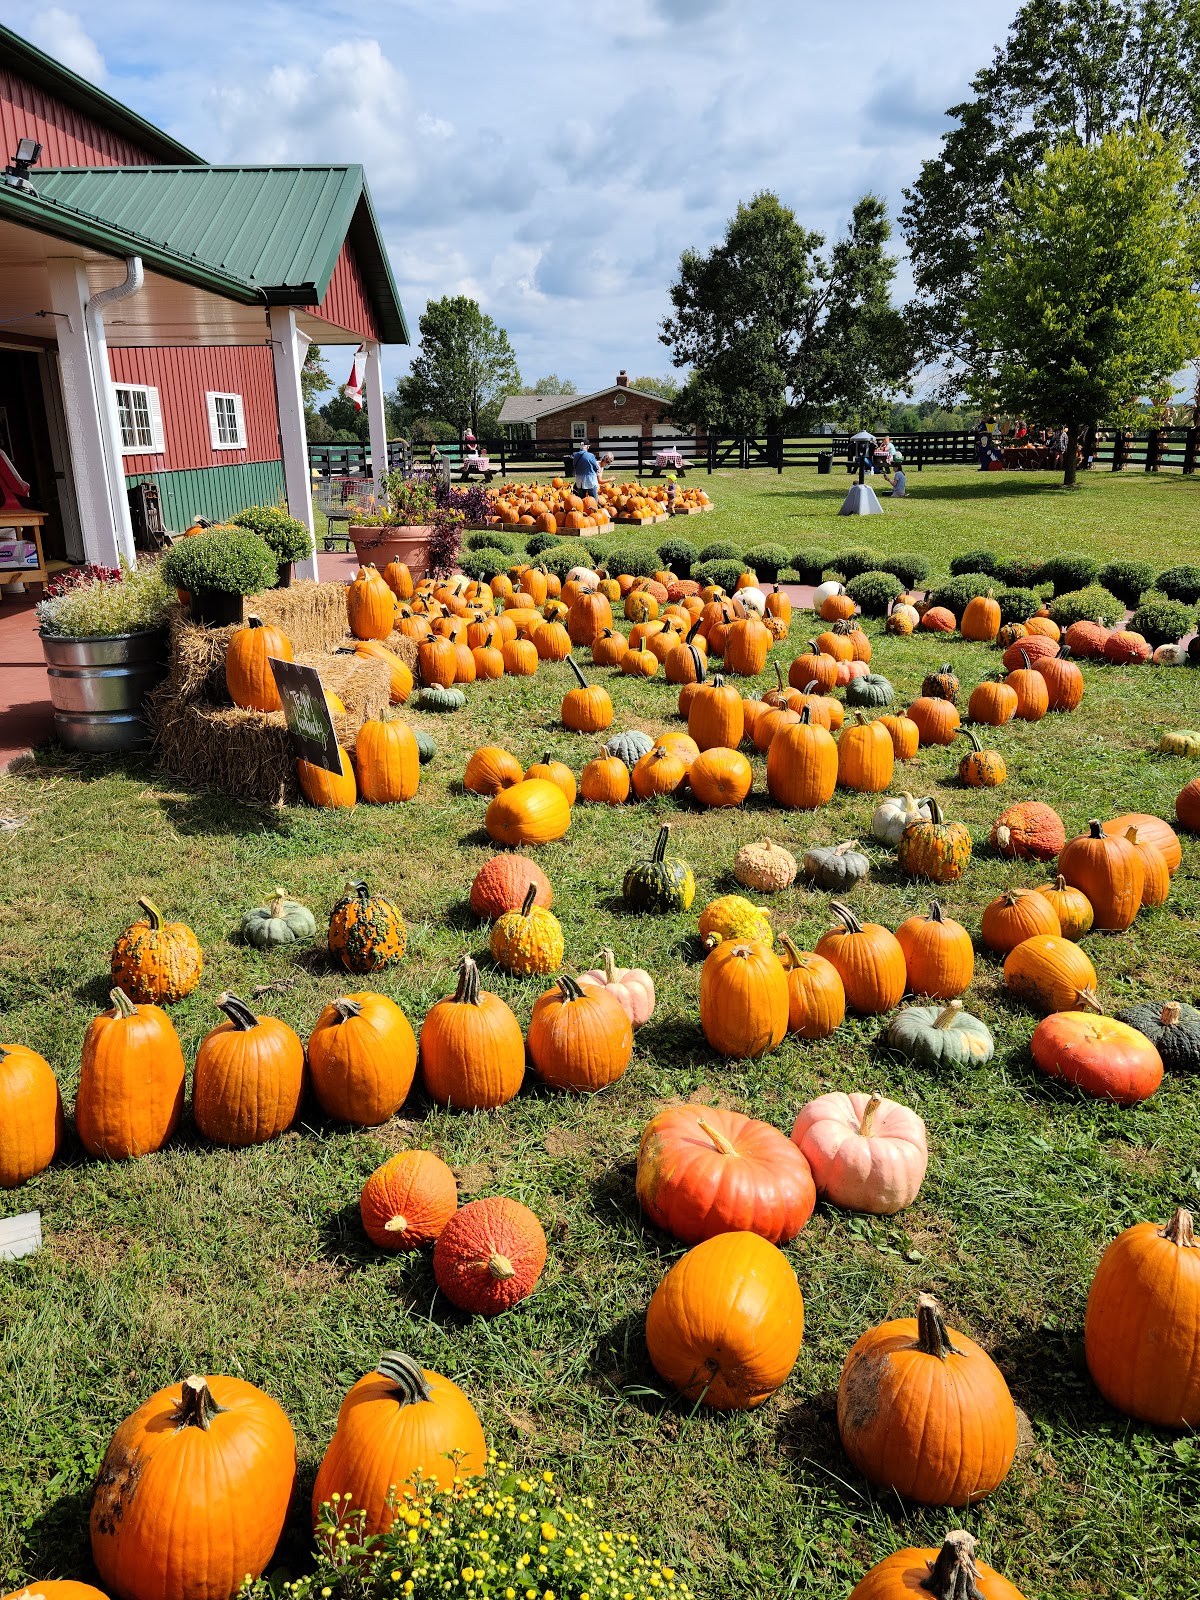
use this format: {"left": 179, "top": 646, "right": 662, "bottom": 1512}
{"left": 572, "top": 438, "right": 601, "bottom": 502}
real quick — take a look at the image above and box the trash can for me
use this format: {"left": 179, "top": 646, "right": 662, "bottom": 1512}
{"left": 817, "top": 452, "right": 832, "bottom": 476}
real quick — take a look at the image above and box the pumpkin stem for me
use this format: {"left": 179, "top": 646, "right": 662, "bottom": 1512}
{"left": 246, "top": 614, "right": 264, "bottom": 630}
{"left": 216, "top": 991, "right": 260, "bottom": 1031}
{"left": 778, "top": 933, "right": 802, "bottom": 970}
{"left": 519, "top": 882, "right": 539, "bottom": 917}
{"left": 828, "top": 899, "right": 863, "bottom": 935}
{"left": 1054, "top": 874, "right": 1068, "bottom": 891}
{"left": 932, "top": 999, "right": 963, "bottom": 1029}
{"left": 696, "top": 1116, "right": 739, "bottom": 1156}
{"left": 376, "top": 1351, "right": 434, "bottom": 1405}
{"left": 1163, "top": 1208, "right": 1197, "bottom": 1248}
{"left": 925, "top": 798, "right": 945, "bottom": 824}
{"left": 268, "top": 888, "right": 288, "bottom": 918}
{"left": 556, "top": 973, "right": 587, "bottom": 1002}
{"left": 1124, "top": 826, "right": 1140, "bottom": 845}
{"left": 928, "top": 900, "right": 945, "bottom": 922}
{"left": 109, "top": 986, "right": 138, "bottom": 1019}
{"left": 453, "top": 953, "right": 483, "bottom": 1006}
{"left": 488, "top": 1251, "right": 516, "bottom": 1281}
{"left": 602, "top": 948, "right": 617, "bottom": 983}
{"left": 957, "top": 727, "right": 983, "bottom": 752}
{"left": 859, "top": 1094, "right": 882, "bottom": 1136}
{"left": 1161, "top": 1001, "right": 1182, "bottom": 1027}
{"left": 1077, "top": 986, "right": 1104, "bottom": 1014}
{"left": 172, "top": 1375, "right": 226, "bottom": 1431}
{"left": 798, "top": 703, "right": 814, "bottom": 725}
{"left": 918, "top": 1530, "right": 985, "bottom": 1600}
{"left": 332, "top": 997, "right": 364, "bottom": 1022}
{"left": 567, "top": 656, "right": 588, "bottom": 688}
{"left": 1087, "top": 818, "right": 1105, "bottom": 838}
{"left": 651, "top": 823, "right": 672, "bottom": 864}
{"left": 915, "top": 1293, "right": 964, "bottom": 1359}
{"left": 774, "top": 660, "right": 786, "bottom": 691}
{"left": 136, "top": 895, "right": 164, "bottom": 931}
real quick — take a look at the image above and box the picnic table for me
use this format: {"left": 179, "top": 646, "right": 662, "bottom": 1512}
{"left": 1003, "top": 445, "right": 1055, "bottom": 470}
{"left": 460, "top": 454, "right": 496, "bottom": 482}
{"left": 653, "top": 448, "right": 687, "bottom": 475}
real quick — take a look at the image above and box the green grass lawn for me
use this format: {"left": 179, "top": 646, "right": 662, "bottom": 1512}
{"left": 3, "top": 465, "right": 1200, "bottom": 1600}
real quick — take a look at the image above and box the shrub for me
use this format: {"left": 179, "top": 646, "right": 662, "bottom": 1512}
{"left": 161, "top": 526, "right": 277, "bottom": 596}
{"left": 950, "top": 549, "right": 999, "bottom": 576}
{"left": 927, "top": 572, "right": 993, "bottom": 618}
{"left": 603, "top": 542, "right": 661, "bottom": 578}
{"left": 1098, "top": 558, "right": 1157, "bottom": 605}
{"left": 883, "top": 550, "right": 931, "bottom": 587}
{"left": 524, "top": 528, "right": 559, "bottom": 557}
{"left": 995, "top": 586, "right": 1043, "bottom": 625}
{"left": 1040, "top": 554, "right": 1101, "bottom": 596}
{"left": 698, "top": 539, "right": 742, "bottom": 563}
{"left": 777, "top": 567, "right": 801, "bottom": 583}
{"left": 465, "top": 527, "right": 516, "bottom": 554}
{"left": 657, "top": 535, "right": 699, "bottom": 577}
{"left": 1048, "top": 584, "right": 1127, "bottom": 628}
{"left": 230, "top": 505, "right": 312, "bottom": 564}
{"left": 580, "top": 539, "right": 609, "bottom": 569}
{"left": 791, "top": 547, "right": 836, "bottom": 584}
{"left": 845, "top": 569, "right": 902, "bottom": 616}
{"left": 994, "top": 555, "right": 1046, "bottom": 588}
{"left": 36, "top": 562, "right": 173, "bottom": 638}
{"left": 694, "top": 558, "right": 745, "bottom": 593}
{"left": 458, "top": 546, "right": 513, "bottom": 582}
{"left": 1155, "top": 564, "right": 1200, "bottom": 603}
{"left": 1131, "top": 594, "right": 1195, "bottom": 647}
{"left": 834, "top": 546, "right": 886, "bottom": 579}
{"left": 538, "top": 544, "right": 581, "bottom": 580}
{"left": 743, "top": 542, "right": 792, "bottom": 580}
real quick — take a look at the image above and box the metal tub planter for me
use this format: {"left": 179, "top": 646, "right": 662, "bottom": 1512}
{"left": 41, "top": 628, "right": 169, "bottom": 753}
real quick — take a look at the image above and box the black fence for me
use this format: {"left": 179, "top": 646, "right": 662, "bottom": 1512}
{"left": 308, "top": 427, "right": 1198, "bottom": 479}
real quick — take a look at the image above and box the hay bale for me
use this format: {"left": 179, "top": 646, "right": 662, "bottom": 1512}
{"left": 294, "top": 649, "right": 389, "bottom": 721}
{"left": 150, "top": 699, "right": 298, "bottom": 806}
{"left": 252, "top": 581, "right": 349, "bottom": 654}
{"left": 384, "top": 632, "right": 419, "bottom": 671}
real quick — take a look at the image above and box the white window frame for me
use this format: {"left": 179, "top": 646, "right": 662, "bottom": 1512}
{"left": 570, "top": 420, "right": 588, "bottom": 441}
{"left": 205, "top": 390, "right": 246, "bottom": 451}
{"left": 115, "top": 383, "right": 164, "bottom": 454}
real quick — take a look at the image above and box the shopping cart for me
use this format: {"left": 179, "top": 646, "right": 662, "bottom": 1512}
{"left": 314, "top": 474, "right": 375, "bottom": 552}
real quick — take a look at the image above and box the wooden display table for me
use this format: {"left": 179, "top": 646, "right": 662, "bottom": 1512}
{"left": 0, "top": 509, "right": 49, "bottom": 590}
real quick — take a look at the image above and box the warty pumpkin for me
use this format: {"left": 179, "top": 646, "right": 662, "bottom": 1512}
{"left": 312, "top": 1353, "right": 484, "bottom": 1534}
{"left": 356, "top": 717, "right": 420, "bottom": 803}
{"left": 0, "top": 1041, "right": 64, "bottom": 1188}
{"left": 897, "top": 799, "right": 973, "bottom": 883}
{"left": 848, "top": 1530, "right": 1026, "bottom": 1600}
{"left": 766, "top": 703, "right": 839, "bottom": 809}
{"left": 778, "top": 935, "right": 846, "bottom": 1038}
{"left": 816, "top": 902, "right": 906, "bottom": 1014}
{"left": 328, "top": 880, "right": 406, "bottom": 972}
{"left": 698, "top": 893, "right": 773, "bottom": 949}
{"left": 308, "top": 992, "right": 416, "bottom": 1126}
{"left": 837, "top": 710, "right": 895, "bottom": 793}
{"left": 1003, "top": 933, "right": 1097, "bottom": 1013}
{"left": 1002, "top": 631, "right": 1056, "bottom": 671}
{"left": 225, "top": 614, "right": 292, "bottom": 711}
{"left": 90, "top": 1374, "right": 295, "bottom": 1600}
{"left": 991, "top": 801, "right": 1065, "bottom": 861}
{"left": 645, "top": 1231, "right": 804, "bottom": 1409}
{"left": 527, "top": 972, "right": 633, "bottom": 1091}
{"left": 981, "top": 886, "right": 1060, "bottom": 954}
{"left": 838, "top": 1293, "right": 1017, "bottom": 1506}
{"left": 420, "top": 954, "right": 525, "bottom": 1109}
{"left": 956, "top": 726, "right": 1006, "bottom": 787}
{"left": 360, "top": 1150, "right": 457, "bottom": 1251}
{"left": 922, "top": 662, "right": 960, "bottom": 703}
{"left": 637, "top": 1105, "right": 815, "bottom": 1246}
{"left": 433, "top": 1196, "right": 547, "bottom": 1314}
{"left": 1085, "top": 1207, "right": 1200, "bottom": 1427}
{"left": 76, "top": 989, "right": 185, "bottom": 1161}
{"left": 699, "top": 940, "right": 789, "bottom": 1059}
{"left": 110, "top": 896, "right": 202, "bottom": 1005}
{"left": 895, "top": 901, "right": 974, "bottom": 999}
{"left": 791, "top": 1090, "right": 928, "bottom": 1213}
{"left": 1059, "top": 819, "right": 1144, "bottom": 930}
{"left": 734, "top": 838, "right": 798, "bottom": 893}
{"left": 192, "top": 992, "right": 306, "bottom": 1146}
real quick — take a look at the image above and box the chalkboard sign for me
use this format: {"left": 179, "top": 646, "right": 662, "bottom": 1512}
{"left": 269, "top": 657, "right": 341, "bottom": 773}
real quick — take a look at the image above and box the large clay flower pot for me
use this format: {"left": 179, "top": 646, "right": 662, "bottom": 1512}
{"left": 349, "top": 527, "right": 434, "bottom": 582}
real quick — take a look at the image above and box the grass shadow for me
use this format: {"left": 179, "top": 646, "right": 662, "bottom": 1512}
{"left": 158, "top": 790, "right": 293, "bottom": 839}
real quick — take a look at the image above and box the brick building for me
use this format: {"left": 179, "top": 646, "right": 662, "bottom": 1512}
{"left": 498, "top": 371, "right": 698, "bottom": 463}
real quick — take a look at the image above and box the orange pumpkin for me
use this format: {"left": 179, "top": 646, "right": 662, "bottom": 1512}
{"left": 225, "top": 614, "right": 292, "bottom": 711}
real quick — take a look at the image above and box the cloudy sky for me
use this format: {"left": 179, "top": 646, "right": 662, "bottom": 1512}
{"left": 8, "top": 0, "right": 1017, "bottom": 397}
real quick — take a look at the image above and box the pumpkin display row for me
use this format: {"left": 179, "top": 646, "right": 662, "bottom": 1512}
{"left": 485, "top": 475, "right": 711, "bottom": 532}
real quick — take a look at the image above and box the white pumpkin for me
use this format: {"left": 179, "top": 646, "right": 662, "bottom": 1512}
{"left": 891, "top": 603, "right": 920, "bottom": 628}
{"left": 791, "top": 1091, "right": 928, "bottom": 1215}
{"left": 1153, "top": 642, "right": 1187, "bottom": 665}
{"left": 737, "top": 586, "right": 766, "bottom": 615}
{"left": 567, "top": 566, "right": 601, "bottom": 592}
{"left": 813, "top": 579, "right": 844, "bottom": 612}
{"left": 869, "top": 792, "right": 934, "bottom": 848}
{"left": 578, "top": 949, "right": 656, "bottom": 1027}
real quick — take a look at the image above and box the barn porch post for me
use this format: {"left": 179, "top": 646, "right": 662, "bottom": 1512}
{"left": 269, "top": 305, "right": 319, "bottom": 581}
{"left": 363, "top": 340, "right": 388, "bottom": 495}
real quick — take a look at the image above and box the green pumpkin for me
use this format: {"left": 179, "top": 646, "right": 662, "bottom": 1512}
{"left": 802, "top": 838, "right": 870, "bottom": 892}
{"left": 1116, "top": 1000, "right": 1200, "bottom": 1073}
{"left": 623, "top": 823, "right": 696, "bottom": 914}
{"left": 415, "top": 729, "right": 437, "bottom": 764}
{"left": 606, "top": 729, "right": 654, "bottom": 766}
{"left": 240, "top": 888, "right": 317, "bottom": 948}
{"left": 1157, "top": 729, "right": 1200, "bottom": 758}
{"left": 845, "top": 672, "right": 895, "bottom": 708}
{"left": 415, "top": 685, "right": 466, "bottom": 712}
{"left": 886, "top": 998, "right": 994, "bottom": 1067}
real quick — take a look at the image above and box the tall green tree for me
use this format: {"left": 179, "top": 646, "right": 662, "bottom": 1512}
{"left": 903, "top": 0, "right": 1200, "bottom": 383}
{"left": 630, "top": 374, "right": 680, "bottom": 401}
{"left": 967, "top": 125, "right": 1200, "bottom": 485}
{"left": 526, "top": 374, "right": 576, "bottom": 395}
{"left": 396, "top": 296, "right": 521, "bottom": 436}
{"left": 660, "top": 192, "right": 911, "bottom": 434}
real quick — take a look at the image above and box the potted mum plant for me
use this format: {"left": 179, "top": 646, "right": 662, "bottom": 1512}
{"left": 348, "top": 473, "right": 464, "bottom": 580}
{"left": 36, "top": 562, "right": 174, "bottom": 753}
{"left": 160, "top": 525, "right": 277, "bottom": 626}
{"left": 230, "top": 504, "right": 313, "bottom": 587}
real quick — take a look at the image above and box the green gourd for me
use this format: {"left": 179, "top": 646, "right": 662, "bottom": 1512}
{"left": 802, "top": 839, "right": 870, "bottom": 892}
{"left": 1115, "top": 1000, "right": 1200, "bottom": 1073}
{"left": 415, "top": 685, "right": 466, "bottom": 712}
{"left": 240, "top": 888, "right": 317, "bottom": 948}
{"left": 922, "top": 662, "right": 960, "bottom": 703}
{"left": 415, "top": 729, "right": 437, "bottom": 764}
{"left": 605, "top": 729, "right": 654, "bottom": 767}
{"left": 622, "top": 823, "right": 696, "bottom": 914}
{"left": 845, "top": 673, "right": 895, "bottom": 708}
{"left": 886, "top": 998, "right": 995, "bottom": 1067}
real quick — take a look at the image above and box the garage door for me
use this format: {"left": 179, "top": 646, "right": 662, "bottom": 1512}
{"left": 598, "top": 426, "right": 642, "bottom": 467}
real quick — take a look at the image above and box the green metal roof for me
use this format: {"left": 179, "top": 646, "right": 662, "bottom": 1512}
{"left": 0, "top": 22, "right": 202, "bottom": 165}
{"left": 8, "top": 164, "right": 408, "bottom": 342}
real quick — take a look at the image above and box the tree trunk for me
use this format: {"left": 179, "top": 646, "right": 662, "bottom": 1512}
{"left": 1063, "top": 420, "right": 1080, "bottom": 487}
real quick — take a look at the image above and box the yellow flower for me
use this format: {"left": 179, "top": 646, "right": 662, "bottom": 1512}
{"left": 462, "top": 1569, "right": 475, "bottom": 1582}
{"left": 541, "top": 1522, "right": 557, "bottom": 1541}
{"left": 543, "top": 1471, "right": 554, "bottom": 1484}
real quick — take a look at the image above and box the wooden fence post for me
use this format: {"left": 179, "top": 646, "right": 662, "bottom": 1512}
{"left": 637, "top": 435, "right": 644, "bottom": 478}
{"left": 707, "top": 434, "right": 715, "bottom": 474}
{"left": 1184, "top": 427, "right": 1197, "bottom": 475}
{"left": 1145, "top": 428, "right": 1159, "bottom": 472}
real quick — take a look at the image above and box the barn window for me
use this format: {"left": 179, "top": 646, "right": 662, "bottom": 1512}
{"left": 115, "top": 385, "right": 164, "bottom": 453}
{"left": 570, "top": 420, "right": 588, "bottom": 441}
{"left": 206, "top": 392, "right": 246, "bottom": 450}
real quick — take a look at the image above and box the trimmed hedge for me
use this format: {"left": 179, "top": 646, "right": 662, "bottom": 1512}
{"left": 1097, "top": 559, "right": 1157, "bottom": 605}
{"left": 698, "top": 540, "right": 742, "bottom": 563}
{"left": 791, "top": 547, "right": 836, "bottom": 585}
{"left": 694, "top": 558, "right": 745, "bottom": 593}
{"left": 1040, "top": 555, "right": 1102, "bottom": 596}
{"left": 777, "top": 567, "right": 801, "bottom": 583}
{"left": 834, "top": 546, "right": 886, "bottom": 579}
{"left": 459, "top": 546, "right": 513, "bottom": 582}
{"left": 538, "top": 545, "right": 582, "bottom": 580}
{"left": 845, "top": 569, "right": 903, "bottom": 616}
{"left": 994, "top": 556, "right": 1046, "bottom": 588}
{"left": 884, "top": 551, "right": 931, "bottom": 587}
{"left": 743, "top": 543, "right": 792, "bottom": 580}
{"left": 1131, "top": 594, "right": 1195, "bottom": 647}
{"left": 1155, "top": 565, "right": 1200, "bottom": 603}
{"left": 995, "top": 587, "right": 1043, "bottom": 625}
{"left": 950, "top": 549, "right": 999, "bottom": 576}
{"left": 657, "top": 536, "right": 698, "bottom": 578}
{"left": 524, "top": 529, "right": 559, "bottom": 557}
{"left": 927, "top": 572, "right": 993, "bottom": 618}
{"left": 465, "top": 528, "right": 517, "bottom": 554}
{"left": 603, "top": 543, "right": 661, "bottom": 578}
{"left": 1048, "top": 584, "right": 1127, "bottom": 628}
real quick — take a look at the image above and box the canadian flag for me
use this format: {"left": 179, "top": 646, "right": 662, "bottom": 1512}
{"left": 345, "top": 345, "right": 367, "bottom": 410}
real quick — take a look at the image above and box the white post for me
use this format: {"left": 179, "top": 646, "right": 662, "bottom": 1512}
{"left": 363, "top": 340, "right": 388, "bottom": 495}
{"left": 45, "top": 258, "right": 127, "bottom": 568}
{"left": 269, "top": 305, "right": 319, "bottom": 581}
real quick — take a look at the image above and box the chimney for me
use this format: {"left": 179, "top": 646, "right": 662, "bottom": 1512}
{"left": 616, "top": 370, "right": 628, "bottom": 387}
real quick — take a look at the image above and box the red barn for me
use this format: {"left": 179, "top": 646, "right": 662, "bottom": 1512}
{"left": 0, "top": 23, "right": 406, "bottom": 580}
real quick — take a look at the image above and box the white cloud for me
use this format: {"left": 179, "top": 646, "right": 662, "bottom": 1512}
{"left": 24, "top": 6, "right": 106, "bottom": 82}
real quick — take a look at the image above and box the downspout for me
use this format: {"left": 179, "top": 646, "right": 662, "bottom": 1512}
{"left": 86, "top": 257, "right": 143, "bottom": 567}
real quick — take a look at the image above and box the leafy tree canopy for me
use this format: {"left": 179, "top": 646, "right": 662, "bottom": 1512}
{"left": 967, "top": 124, "right": 1200, "bottom": 483}
{"left": 902, "top": 0, "right": 1200, "bottom": 382}
{"left": 630, "top": 374, "right": 681, "bottom": 401}
{"left": 395, "top": 295, "right": 522, "bottom": 435}
{"left": 525, "top": 374, "right": 576, "bottom": 395}
{"left": 660, "top": 191, "right": 912, "bottom": 434}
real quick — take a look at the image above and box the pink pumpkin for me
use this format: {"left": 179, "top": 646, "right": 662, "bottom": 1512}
{"left": 790, "top": 1090, "right": 928, "bottom": 1215}
{"left": 577, "top": 948, "right": 655, "bottom": 1027}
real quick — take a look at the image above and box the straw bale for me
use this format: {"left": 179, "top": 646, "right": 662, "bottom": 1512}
{"left": 250, "top": 580, "right": 349, "bottom": 654}
{"left": 150, "top": 699, "right": 299, "bottom": 806}
{"left": 383, "top": 632, "right": 419, "bottom": 671}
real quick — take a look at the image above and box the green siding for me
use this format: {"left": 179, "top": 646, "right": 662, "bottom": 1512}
{"left": 127, "top": 461, "right": 286, "bottom": 532}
